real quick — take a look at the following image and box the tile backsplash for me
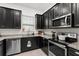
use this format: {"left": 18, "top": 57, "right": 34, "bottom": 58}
{"left": 42, "top": 28, "right": 79, "bottom": 42}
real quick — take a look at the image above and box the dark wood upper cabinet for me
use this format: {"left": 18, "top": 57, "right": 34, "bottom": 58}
{"left": 53, "top": 4, "right": 60, "bottom": 18}
{"left": 4, "top": 8, "right": 14, "bottom": 28}
{"left": 73, "top": 3, "right": 79, "bottom": 27}
{"left": 53, "top": 3, "right": 72, "bottom": 19}
{"left": 35, "top": 14, "right": 44, "bottom": 29}
{"left": 35, "top": 3, "right": 79, "bottom": 29}
{"left": 62, "top": 3, "right": 71, "bottom": 15}
{"left": 48, "top": 9, "right": 54, "bottom": 29}
{"left": 43, "top": 12, "right": 49, "bottom": 29}
{"left": 0, "top": 7, "right": 21, "bottom": 29}
{"left": 13, "top": 10, "right": 21, "bottom": 29}
{"left": 0, "top": 7, "right": 6, "bottom": 28}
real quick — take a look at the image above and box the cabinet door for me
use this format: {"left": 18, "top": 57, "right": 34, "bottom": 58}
{"left": 21, "top": 37, "right": 38, "bottom": 52}
{"left": 5, "top": 8, "right": 14, "bottom": 28}
{"left": 53, "top": 3, "right": 71, "bottom": 18}
{"left": 62, "top": 3, "right": 71, "bottom": 15}
{"left": 41, "top": 15, "right": 44, "bottom": 29}
{"left": 74, "top": 3, "right": 79, "bottom": 27}
{"left": 0, "top": 7, "right": 6, "bottom": 28}
{"left": 0, "top": 41, "right": 3, "bottom": 56}
{"left": 50, "top": 8, "right": 54, "bottom": 19}
{"left": 43, "top": 12, "right": 49, "bottom": 29}
{"left": 36, "top": 37, "right": 43, "bottom": 48}
{"left": 30, "top": 37, "right": 38, "bottom": 49}
{"left": 42, "top": 38, "right": 48, "bottom": 55}
{"left": 35, "top": 14, "right": 42, "bottom": 29}
{"left": 53, "top": 4, "right": 60, "bottom": 18}
{"left": 13, "top": 10, "right": 21, "bottom": 29}
{"left": 49, "top": 9, "right": 54, "bottom": 28}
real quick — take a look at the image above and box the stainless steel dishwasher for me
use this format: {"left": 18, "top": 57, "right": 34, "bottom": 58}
{"left": 6, "top": 39, "right": 21, "bottom": 56}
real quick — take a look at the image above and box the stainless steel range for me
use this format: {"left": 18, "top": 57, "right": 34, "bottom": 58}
{"left": 48, "top": 40, "right": 67, "bottom": 56}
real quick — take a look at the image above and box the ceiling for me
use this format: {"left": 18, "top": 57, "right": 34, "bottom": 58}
{"left": 13, "top": 3, "right": 56, "bottom": 13}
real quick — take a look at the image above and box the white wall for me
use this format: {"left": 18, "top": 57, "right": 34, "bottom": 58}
{"left": 0, "top": 3, "right": 42, "bottom": 16}
{"left": 0, "top": 3, "right": 42, "bottom": 34}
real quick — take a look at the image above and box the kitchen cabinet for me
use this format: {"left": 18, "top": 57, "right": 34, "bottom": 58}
{"left": 48, "top": 9, "right": 54, "bottom": 28}
{"left": 73, "top": 3, "right": 79, "bottom": 27}
{"left": 5, "top": 39, "right": 21, "bottom": 56}
{"left": 21, "top": 37, "right": 39, "bottom": 52}
{"left": 4, "top": 8, "right": 14, "bottom": 28}
{"left": 0, "top": 7, "right": 6, "bottom": 28}
{"left": 35, "top": 14, "right": 44, "bottom": 29}
{"left": 35, "top": 36, "right": 43, "bottom": 48}
{"left": 41, "top": 38, "right": 48, "bottom": 55}
{"left": 0, "top": 41, "right": 3, "bottom": 56}
{"left": 53, "top": 3, "right": 60, "bottom": 18}
{"left": 53, "top": 3, "right": 72, "bottom": 19}
{"left": 52, "top": 3, "right": 73, "bottom": 28}
{"left": 62, "top": 3, "right": 71, "bottom": 15}
{"left": 13, "top": 10, "right": 21, "bottom": 29}
{"left": 67, "top": 47, "right": 79, "bottom": 56}
{"left": 43, "top": 12, "right": 49, "bottom": 29}
{"left": 0, "top": 6, "right": 21, "bottom": 29}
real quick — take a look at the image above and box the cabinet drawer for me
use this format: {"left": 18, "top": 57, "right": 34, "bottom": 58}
{"left": 68, "top": 47, "right": 79, "bottom": 56}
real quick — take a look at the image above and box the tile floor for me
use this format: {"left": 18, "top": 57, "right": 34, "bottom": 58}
{"left": 15, "top": 49, "right": 47, "bottom": 56}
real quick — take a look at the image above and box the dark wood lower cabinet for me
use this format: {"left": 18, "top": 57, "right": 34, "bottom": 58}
{"left": 0, "top": 40, "right": 4, "bottom": 56}
{"left": 21, "top": 37, "right": 39, "bottom": 52}
{"left": 35, "top": 36, "right": 43, "bottom": 48}
{"left": 41, "top": 38, "right": 48, "bottom": 55}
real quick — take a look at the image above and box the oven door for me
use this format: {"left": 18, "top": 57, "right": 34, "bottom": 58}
{"left": 48, "top": 40, "right": 67, "bottom": 56}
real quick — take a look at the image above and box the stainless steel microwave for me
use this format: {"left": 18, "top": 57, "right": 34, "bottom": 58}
{"left": 52, "top": 13, "right": 73, "bottom": 28}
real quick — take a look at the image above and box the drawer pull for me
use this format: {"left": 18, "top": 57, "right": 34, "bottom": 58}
{"left": 75, "top": 52, "right": 79, "bottom": 55}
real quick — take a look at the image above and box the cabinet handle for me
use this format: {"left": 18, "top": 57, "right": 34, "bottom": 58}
{"left": 75, "top": 52, "right": 79, "bottom": 55}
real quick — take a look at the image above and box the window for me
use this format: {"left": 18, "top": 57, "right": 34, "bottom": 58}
{"left": 22, "top": 15, "right": 35, "bottom": 32}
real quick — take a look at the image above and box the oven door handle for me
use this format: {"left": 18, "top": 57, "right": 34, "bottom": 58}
{"left": 49, "top": 40, "right": 66, "bottom": 49}
{"left": 75, "top": 52, "right": 79, "bottom": 55}
{"left": 65, "top": 16, "right": 67, "bottom": 25}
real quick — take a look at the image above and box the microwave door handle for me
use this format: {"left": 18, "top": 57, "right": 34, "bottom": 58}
{"left": 65, "top": 16, "right": 67, "bottom": 25}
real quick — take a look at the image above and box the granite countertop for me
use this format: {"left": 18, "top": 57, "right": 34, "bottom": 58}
{"left": 0, "top": 34, "right": 52, "bottom": 41}
{"left": 0, "top": 33, "right": 79, "bottom": 50}
{"left": 0, "top": 34, "right": 40, "bottom": 41}
{"left": 58, "top": 40, "right": 79, "bottom": 50}
{"left": 49, "top": 39, "right": 79, "bottom": 50}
